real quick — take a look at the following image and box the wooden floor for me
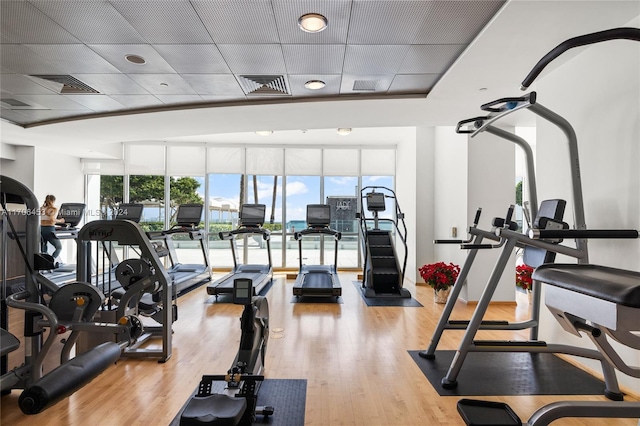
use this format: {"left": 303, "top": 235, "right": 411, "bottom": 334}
{"left": 2, "top": 273, "right": 639, "bottom": 425}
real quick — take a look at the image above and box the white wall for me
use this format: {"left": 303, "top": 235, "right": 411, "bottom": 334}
{"left": 536, "top": 25, "right": 640, "bottom": 393}
{"left": 396, "top": 128, "right": 418, "bottom": 284}
{"left": 1, "top": 146, "right": 35, "bottom": 188}
{"left": 414, "top": 127, "right": 435, "bottom": 273}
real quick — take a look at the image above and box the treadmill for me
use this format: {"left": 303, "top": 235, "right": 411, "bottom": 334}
{"left": 146, "top": 204, "right": 211, "bottom": 296}
{"left": 207, "top": 204, "right": 273, "bottom": 298}
{"left": 43, "top": 203, "right": 85, "bottom": 285}
{"left": 292, "top": 204, "right": 342, "bottom": 298}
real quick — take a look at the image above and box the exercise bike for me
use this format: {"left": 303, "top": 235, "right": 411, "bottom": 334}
{"left": 178, "top": 278, "right": 274, "bottom": 425}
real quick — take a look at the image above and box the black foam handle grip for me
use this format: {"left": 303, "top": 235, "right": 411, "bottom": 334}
{"left": 521, "top": 27, "right": 640, "bottom": 89}
{"left": 532, "top": 229, "right": 638, "bottom": 240}
{"left": 461, "top": 244, "right": 495, "bottom": 250}
{"left": 434, "top": 239, "right": 466, "bottom": 244}
{"left": 19, "top": 342, "right": 121, "bottom": 414}
{"left": 473, "top": 208, "right": 482, "bottom": 226}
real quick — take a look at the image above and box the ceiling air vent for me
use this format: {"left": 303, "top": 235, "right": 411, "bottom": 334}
{"left": 29, "top": 75, "right": 100, "bottom": 94}
{"left": 237, "top": 75, "right": 290, "bottom": 96}
{"left": 353, "top": 80, "right": 378, "bottom": 91}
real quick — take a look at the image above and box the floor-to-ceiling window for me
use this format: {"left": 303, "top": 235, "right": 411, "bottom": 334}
{"left": 86, "top": 144, "right": 396, "bottom": 272}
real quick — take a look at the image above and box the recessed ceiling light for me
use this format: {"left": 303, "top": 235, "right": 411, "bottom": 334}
{"left": 337, "top": 128, "right": 352, "bottom": 136}
{"left": 298, "top": 13, "right": 328, "bottom": 33}
{"left": 304, "top": 80, "right": 326, "bottom": 90}
{"left": 255, "top": 130, "right": 273, "bottom": 136}
{"left": 125, "top": 54, "right": 146, "bottom": 65}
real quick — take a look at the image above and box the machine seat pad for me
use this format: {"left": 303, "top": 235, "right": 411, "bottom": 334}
{"left": 533, "top": 264, "right": 640, "bottom": 308}
{"left": 180, "top": 394, "right": 246, "bottom": 426}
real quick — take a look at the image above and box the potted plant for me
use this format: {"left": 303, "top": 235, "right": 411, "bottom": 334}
{"left": 419, "top": 262, "right": 461, "bottom": 303}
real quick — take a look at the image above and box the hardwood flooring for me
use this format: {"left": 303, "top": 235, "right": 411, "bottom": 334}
{"left": 2, "top": 273, "right": 638, "bottom": 425}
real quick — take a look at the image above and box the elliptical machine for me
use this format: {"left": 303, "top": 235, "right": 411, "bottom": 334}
{"left": 178, "top": 278, "right": 273, "bottom": 425}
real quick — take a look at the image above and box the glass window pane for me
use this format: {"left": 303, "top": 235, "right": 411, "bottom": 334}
{"left": 129, "top": 175, "right": 165, "bottom": 231}
{"left": 324, "top": 176, "right": 358, "bottom": 268}
{"left": 246, "top": 175, "right": 282, "bottom": 267}
{"left": 208, "top": 174, "right": 242, "bottom": 268}
{"left": 285, "top": 176, "right": 320, "bottom": 268}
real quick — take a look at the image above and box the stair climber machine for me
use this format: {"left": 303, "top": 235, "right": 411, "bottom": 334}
{"left": 292, "top": 204, "right": 342, "bottom": 298}
{"left": 457, "top": 25, "right": 640, "bottom": 426}
{"left": 0, "top": 176, "right": 143, "bottom": 415}
{"left": 207, "top": 204, "right": 273, "bottom": 298}
{"left": 146, "top": 203, "right": 211, "bottom": 297}
{"left": 176, "top": 278, "right": 274, "bottom": 425}
{"left": 357, "top": 187, "right": 411, "bottom": 298}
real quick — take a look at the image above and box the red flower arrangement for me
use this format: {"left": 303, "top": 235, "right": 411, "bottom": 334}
{"left": 515, "top": 264, "right": 534, "bottom": 291}
{"left": 419, "top": 262, "right": 461, "bottom": 291}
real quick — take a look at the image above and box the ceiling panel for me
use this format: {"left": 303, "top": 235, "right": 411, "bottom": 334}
{"left": 30, "top": 1, "right": 147, "bottom": 44}
{"left": 288, "top": 74, "right": 341, "bottom": 97}
{"left": 181, "top": 74, "right": 245, "bottom": 96}
{"left": 389, "top": 74, "right": 440, "bottom": 93}
{"left": 273, "top": 0, "right": 351, "bottom": 44}
{"left": 348, "top": 0, "right": 434, "bottom": 44}
{"left": 217, "top": 44, "right": 287, "bottom": 75}
{"left": 110, "top": 1, "right": 213, "bottom": 44}
{"left": 71, "top": 74, "right": 150, "bottom": 95}
{"left": 127, "top": 74, "right": 197, "bottom": 95}
{"left": 413, "top": 1, "right": 505, "bottom": 44}
{"left": 0, "top": 74, "right": 58, "bottom": 95}
{"left": 152, "top": 44, "right": 231, "bottom": 74}
{"left": 87, "top": 44, "right": 177, "bottom": 74}
{"left": 399, "top": 44, "right": 467, "bottom": 74}
{"left": 283, "top": 44, "right": 346, "bottom": 74}
{"left": 343, "top": 45, "right": 411, "bottom": 74}
{"left": 8, "top": 93, "right": 88, "bottom": 110}
{"left": 24, "top": 44, "right": 121, "bottom": 74}
{"left": 0, "top": 1, "right": 79, "bottom": 44}
{"left": 192, "top": 0, "right": 279, "bottom": 44}
{"left": 0, "top": 0, "right": 508, "bottom": 126}
{"left": 62, "top": 94, "right": 125, "bottom": 112}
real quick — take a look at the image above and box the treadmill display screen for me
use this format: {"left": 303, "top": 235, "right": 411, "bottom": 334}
{"left": 240, "top": 204, "right": 266, "bottom": 227}
{"left": 176, "top": 204, "right": 203, "bottom": 226}
{"left": 116, "top": 203, "right": 144, "bottom": 223}
{"left": 57, "top": 203, "right": 85, "bottom": 228}
{"left": 366, "top": 192, "right": 386, "bottom": 212}
{"left": 307, "top": 204, "right": 331, "bottom": 227}
{"left": 233, "top": 278, "right": 252, "bottom": 305}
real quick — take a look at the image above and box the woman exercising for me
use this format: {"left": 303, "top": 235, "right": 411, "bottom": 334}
{"left": 40, "top": 194, "right": 64, "bottom": 264}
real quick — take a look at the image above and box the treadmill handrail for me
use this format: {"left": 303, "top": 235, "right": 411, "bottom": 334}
{"left": 295, "top": 227, "right": 341, "bottom": 240}
{"left": 220, "top": 226, "right": 271, "bottom": 241}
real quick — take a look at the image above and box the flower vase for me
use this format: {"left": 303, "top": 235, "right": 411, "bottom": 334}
{"left": 434, "top": 287, "right": 451, "bottom": 304}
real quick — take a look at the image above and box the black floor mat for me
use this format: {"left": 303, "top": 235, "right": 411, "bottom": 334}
{"left": 352, "top": 281, "right": 422, "bottom": 307}
{"left": 170, "top": 379, "right": 306, "bottom": 426}
{"left": 408, "top": 350, "right": 608, "bottom": 397}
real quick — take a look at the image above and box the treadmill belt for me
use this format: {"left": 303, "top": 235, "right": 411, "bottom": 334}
{"left": 301, "top": 272, "right": 332, "bottom": 288}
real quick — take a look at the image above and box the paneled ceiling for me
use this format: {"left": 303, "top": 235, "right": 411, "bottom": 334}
{"left": 0, "top": 0, "right": 505, "bottom": 127}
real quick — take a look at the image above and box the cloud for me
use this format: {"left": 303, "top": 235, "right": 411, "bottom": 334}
{"left": 286, "top": 181, "right": 309, "bottom": 196}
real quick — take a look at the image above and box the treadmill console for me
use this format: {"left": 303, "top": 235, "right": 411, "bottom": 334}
{"left": 176, "top": 204, "right": 203, "bottom": 228}
{"left": 240, "top": 204, "right": 266, "bottom": 227}
{"left": 307, "top": 204, "right": 331, "bottom": 228}
{"left": 57, "top": 203, "right": 85, "bottom": 228}
{"left": 116, "top": 203, "right": 144, "bottom": 223}
{"left": 366, "top": 192, "right": 386, "bottom": 212}
{"left": 233, "top": 278, "right": 253, "bottom": 305}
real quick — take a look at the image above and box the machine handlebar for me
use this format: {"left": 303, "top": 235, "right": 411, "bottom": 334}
{"left": 521, "top": 27, "right": 640, "bottom": 90}
{"left": 529, "top": 229, "right": 639, "bottom": 240}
